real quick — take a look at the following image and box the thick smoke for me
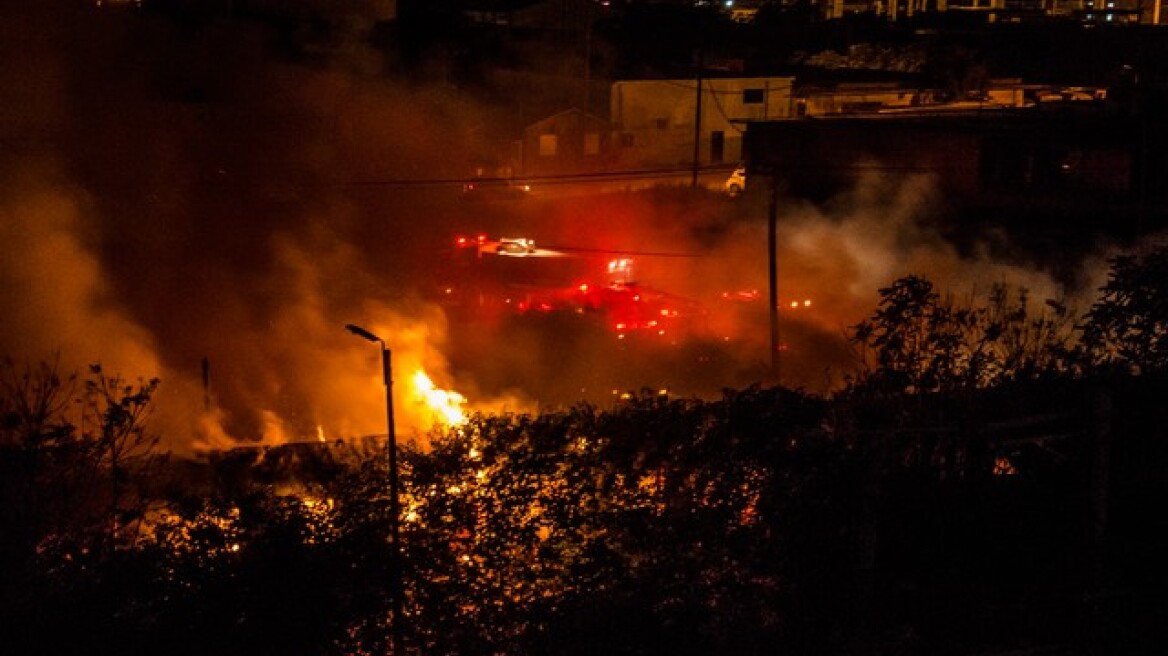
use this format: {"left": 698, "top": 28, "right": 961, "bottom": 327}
{"left": 2, "top": 3, "right": 1115, "bottom": 455}
{"left": 524, "top": 168, "right": 1111, "bottom": 393}
{"left": 0, "top": 167, "right": 162, "bottom": 383}
{"left": 2, "top": 3, "right": 514, "bottom": 454}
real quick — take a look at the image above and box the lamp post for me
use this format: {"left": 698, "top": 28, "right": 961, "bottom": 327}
{"left": 345, "top": 323, "right": 404, "bottom": 654}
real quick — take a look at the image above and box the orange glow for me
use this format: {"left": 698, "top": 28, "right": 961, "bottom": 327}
{"left": 411, "top": 369, "right": 467, "bottom": 427}
{"left": 993, "top": 456, "right": 1019, "bottom": 476}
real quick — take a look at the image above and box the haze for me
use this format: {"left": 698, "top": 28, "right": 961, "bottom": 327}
{"left": 0, "top": 2, "right": 1111, "bottom": 454}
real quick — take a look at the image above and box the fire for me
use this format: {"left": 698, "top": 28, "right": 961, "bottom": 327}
{"left": 411, "top": 369, "right": 468, "bottom": 427}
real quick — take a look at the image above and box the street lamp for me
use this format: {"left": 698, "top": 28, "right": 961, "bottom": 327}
{"left": 345, "top": 323, "right": 404, "bottom": 654}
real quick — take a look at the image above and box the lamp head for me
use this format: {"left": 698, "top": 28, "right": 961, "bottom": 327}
{"left": 345, "top": 323, "right": 381, "bottom": 343}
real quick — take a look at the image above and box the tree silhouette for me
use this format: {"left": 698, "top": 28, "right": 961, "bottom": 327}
{"left": 1080, "top": 245, "right": 1168, "bottom": 375}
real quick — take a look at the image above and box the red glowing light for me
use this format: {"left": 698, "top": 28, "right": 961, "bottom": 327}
{"left": 721, "top": 289, "right": 760, "bottom": 302}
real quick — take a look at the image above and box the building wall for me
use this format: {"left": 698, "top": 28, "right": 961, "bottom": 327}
{"left": 794, "top": 81, "right": 1035, "bottom": 117}
{"left": 817, "top": 0, "right": 1158, "bottom": 22}
{"left": 797, "top": 85, "right": 942, "bottom": 117}
{"left": 743, "top": 110, "right": 1143, "bottom": 220}
{"left": 610, "top": 77, "right": 795, "bottom": 169}
{"left": 509, "top": 0, "right": 596, "bottom": 30}
{"left": 521, "top": 108, "right": 613, "bottom": 176}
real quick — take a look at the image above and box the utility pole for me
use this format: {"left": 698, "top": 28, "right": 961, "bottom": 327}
{"left": 768, "top": 175, "right": 781, "bottom": 383}
{"left": 692, "top": 49, "right": 704, "bottom": 188}
{"left": 583, "top": 0, "right": 592, "bottom": 115}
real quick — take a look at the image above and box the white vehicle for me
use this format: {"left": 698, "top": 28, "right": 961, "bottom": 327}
{"left": 723, "top": 166, "right": 746, "bottom": 196}
{"left": 492, "top": 237, "right": 536, "bottom": 256}
{"left": 461, "top": 179, "right": 532, "bottom": 200}
{"left": 454, "top": 234, "right": 539, "bottom": 257}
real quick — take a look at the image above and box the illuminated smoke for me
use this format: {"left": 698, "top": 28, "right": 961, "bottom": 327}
{"left": 0, "top": 5, "right": 516, "bottom": 455}
{"left": 0, "top": 169, "right": 162, "bottom": 386}
{"left": 1, "top": 4, "right": 1119, "bottom": 454}
{"left": 525, "top": 168, "right": 1113, "bottom": 393}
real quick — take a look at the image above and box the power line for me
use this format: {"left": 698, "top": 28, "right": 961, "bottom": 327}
{"left": 544, "top": 245, "right": 701, "bottom": 258}
{"left": 342, "top": 160, "right": 1076, "bottom": 189}
{"left": 342, "top": 164, "right": 737, "bottom": 189}
{"left": 215, "top": 156, "right": 1140, "bottom": 190}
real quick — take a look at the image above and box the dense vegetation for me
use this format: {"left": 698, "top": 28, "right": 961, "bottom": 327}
{"left": 2, "top": 246, "right": 1166, "bottom": 655}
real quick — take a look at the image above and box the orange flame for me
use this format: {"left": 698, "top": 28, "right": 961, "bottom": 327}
{"left": 411, "top": 369, "right": 467, "bottom": 427}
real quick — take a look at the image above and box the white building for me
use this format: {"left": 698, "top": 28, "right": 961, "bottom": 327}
{"left": 610, "top": 77, "right": 796, "bottom": 169}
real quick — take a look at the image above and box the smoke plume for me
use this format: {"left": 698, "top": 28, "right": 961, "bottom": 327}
{"left": 2, "top": 3, "right": 1116, "bottom": 454}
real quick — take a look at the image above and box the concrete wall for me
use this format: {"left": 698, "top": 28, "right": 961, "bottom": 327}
{"left": 610, "top": 77, "right": 795, "bottom": 169}
{"left": 521, "top": 108, "right": 613, "bottom": 175}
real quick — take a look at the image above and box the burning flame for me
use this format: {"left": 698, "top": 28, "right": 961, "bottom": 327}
{"left": 412, "top": 369, "right": 468, "bottom": 427}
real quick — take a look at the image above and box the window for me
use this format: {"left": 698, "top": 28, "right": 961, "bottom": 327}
{"left": 655, "top": 118, "right": 668, "bottom": 130}
{"left": 584, "top": 132, "right": 600, "bottom": 156}
{"left": 743, "top": 88, "right": 764, "bottom": 104}
{"left": 539, "top": 134, "right": 557, "bottom": 157}
{"left": 620, "top": 133, "right": 634, "bottom": 147}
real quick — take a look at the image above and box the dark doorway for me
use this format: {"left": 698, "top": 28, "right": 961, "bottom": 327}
{"left": 711, "top": 130, "right": 725, "bottom": 163}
